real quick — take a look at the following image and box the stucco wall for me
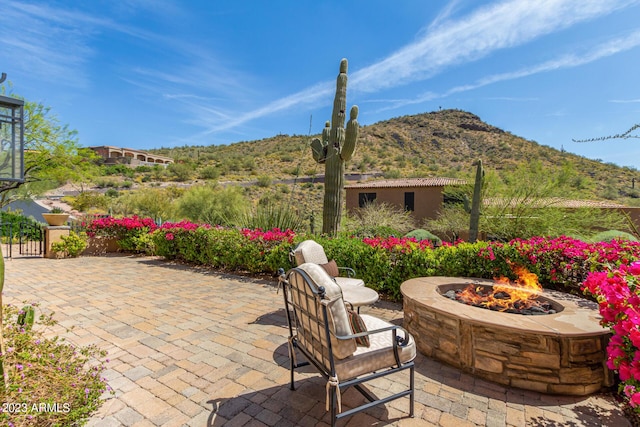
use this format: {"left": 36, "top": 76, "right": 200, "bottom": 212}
{"left": 345, "top": 186, "right": 445, "bottom": 225}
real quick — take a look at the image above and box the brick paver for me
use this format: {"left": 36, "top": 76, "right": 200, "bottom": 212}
{"left": 3, "top": 254, "right": 632, "bottom": 426}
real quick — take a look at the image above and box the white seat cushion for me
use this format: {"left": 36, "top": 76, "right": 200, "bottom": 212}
{"left": 335, "top": 277, "right": 365, "bottom": 288}
{"left": 334, "top": 314, "right": 416, "bottom": 380}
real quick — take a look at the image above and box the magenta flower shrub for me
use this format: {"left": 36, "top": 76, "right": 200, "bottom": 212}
{"left": 510, "top": 236, "right": 640, "bottom": 293}
{"left": 150, "top": 222, "right": 294, "bottom": 273}
{"left": 583, "top": 262, "right": 640, "bottom": 411}
{"left": 82, "top": 215, "right": 158, "bottom": 252}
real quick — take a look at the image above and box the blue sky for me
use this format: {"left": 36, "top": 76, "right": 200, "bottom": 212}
{"left": 3, "top": 0, "right": 640, "bottom": 168}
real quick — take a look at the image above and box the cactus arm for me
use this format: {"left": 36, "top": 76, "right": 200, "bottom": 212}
{"left": 310, "top": 121, "right": 331, "bottom": 163}
{"left": 469, "top": 159, "right": 484, "bottom": 243}
{"left": 311, "top": 137, "right": 325, "bottom": 163}
{"left": 342, "top": 106, "right": 359, "bottom": 161}
{"left": 331, "top": 59, "right": 348, "bottom": 132}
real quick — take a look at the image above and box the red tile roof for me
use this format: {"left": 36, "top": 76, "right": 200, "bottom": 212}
{"left": 344, "top": 177, "right": 467, "bottom": 189}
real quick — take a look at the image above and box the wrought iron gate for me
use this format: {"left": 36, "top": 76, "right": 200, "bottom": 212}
{"left": 0, "top": 221, "right": 44, "bottom": 257}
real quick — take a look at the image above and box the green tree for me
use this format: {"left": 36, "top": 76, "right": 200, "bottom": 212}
{"left": 177, "top": 184, "right": 249, "bottom": 226}
{"left": 112, "top": 187, "right": 182, "bottom": 220}
{"left": 0, "top": 87, "right": 100, "bottom": 206}
{"left": 167, "top": 162, "right": 193, "bottom": 182}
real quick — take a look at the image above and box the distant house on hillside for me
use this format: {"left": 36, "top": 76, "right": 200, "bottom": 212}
{"left": 89, "top": 146, "right": 173, "bottom": 168}
{"left": 345, "top": 177, "right": 467, "bottom": 225}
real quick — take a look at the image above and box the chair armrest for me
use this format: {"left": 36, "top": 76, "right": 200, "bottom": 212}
{"left": 337, "top": 266, "right": 356, "bottom": 278}
{"left": 334, "top": 324, "right": 411, "bottom": 347}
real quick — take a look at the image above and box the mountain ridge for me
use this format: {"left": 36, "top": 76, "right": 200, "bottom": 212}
{"left": 150, "top": 109, "right": 640, "bottom": 205}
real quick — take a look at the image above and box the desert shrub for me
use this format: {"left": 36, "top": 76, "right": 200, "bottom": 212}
{"left": 112, "top": 187, "right": 181, "bottom": 220}
{"left": 383, "top": 169, "right": 401, "bottom": 179}
{"left": 256, "top": 175, "right": 272, "bottom": 187}
{"left": 405, "top": 229, "right": 442, "bottom": 246}
{"left": 343, "top": 201, "right": 415, "bottom": 238}
{"left": 0, "top": 303, "right": 112, "bottom": 426}
{"left": 167, "top": 163, "right": 192, "bottom": 182}
{"left": 177, "top": 185, "right": 249, "bottom": 226}
{"left": 103, "top": 164, "right": 134, "bottom": 177}
{"left": 51, "top": 231, "right": 88, "bottom": 257}
{"left": 237, "top": 202, "right": 305, "bottom": 232}
{"left": 198, "top": 165, "right": 220, "bottom": 180}
{"left": 589, "top": 230, "right": 639, "bottom": 242}
{"left": 94, "top": 178, "right": 118, "bottom": 188}
{"left": 66, "top": 192, "right": 110, "bottom": 212}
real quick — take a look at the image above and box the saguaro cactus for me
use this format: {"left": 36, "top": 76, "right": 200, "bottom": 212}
{"left": 468, "top": 159, "right": 484, "bottom": 243}
{"left": 310, "top": 58, "right": 359, "bottom": 235}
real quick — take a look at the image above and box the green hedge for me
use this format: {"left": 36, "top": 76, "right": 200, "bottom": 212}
{"left": 85, "top": 217, "right": 640, "bottom": 302}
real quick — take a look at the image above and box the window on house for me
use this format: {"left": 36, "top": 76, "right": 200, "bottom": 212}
{"left": 358, "top": 192, "right": 377, "bottom": 208}
{"left": 404, "top": 192, "right": 415, "bottom": 211}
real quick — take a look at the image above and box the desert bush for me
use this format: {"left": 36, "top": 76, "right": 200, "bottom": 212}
{"left": 343, "top": 201, "right": 415, "bottom": 238}
{"left": 405, "top": 229, "right": 442, "bottom": 246}
{"left": 590, "top": 230, "right": 639, "bottom": 242}
{"left": 237, "top": 202, "right": 305, "bottom": 232}
{"left": 198, "top": 165, "right": 220, "bottom": 180}
{"left": 167, "top": 163, "right": 192, "bottom": 182}
{"left": 66, "top": 192, "right": 110, "bottom": 212}
{"left": 256, "top": 175, "right": 272, "bottom": 187}
{"left": 112, "top": 187, "right": 181, "bottom": 221}
{"left": 103, "top": 164, "right": 134, "bottom": 177}
{"left": 51, "top": 231, "right": 88, "bottom": 257}
{"left": 177, "top": 185, "right": 249, "bottom": 226}
{"left": 0, "top": 303, "right": 111, "bottom": 426}
{"left": 94, "top": 178, "right": 118, "bottom": 188}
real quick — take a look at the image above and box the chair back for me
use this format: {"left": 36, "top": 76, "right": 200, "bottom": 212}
{"left": 291, "top": 240, "right": 329, "bottom": 266}
{"left": 285, "top": 263, "right": 356, "bottom": 363}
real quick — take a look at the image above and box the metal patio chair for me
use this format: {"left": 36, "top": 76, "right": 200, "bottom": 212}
{"left": 279, "top": 262, "right": 416, "bottom": 426}
{"left": 290, "top": 239, "right": 365, "bottom": 288}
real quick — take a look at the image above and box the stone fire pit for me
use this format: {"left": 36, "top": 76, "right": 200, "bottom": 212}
{"left": 401, "top": 276, "right": 613, "bottom": 395}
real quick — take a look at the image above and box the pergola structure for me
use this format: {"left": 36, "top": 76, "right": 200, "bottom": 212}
{"left": 0, "top": 92, "right": 25, "bottom": 183}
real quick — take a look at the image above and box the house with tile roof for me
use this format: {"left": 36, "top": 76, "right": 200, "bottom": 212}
{"left": 89, "top": 146, "right": 173, "bottom": 167}
{"left": 345, "top": 177, "right": 467, "bottom": 225}
{"left": 345, "top": 178, "right": 640, "bottom": 233}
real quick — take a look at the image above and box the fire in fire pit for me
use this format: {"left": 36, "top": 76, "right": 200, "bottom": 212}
{"left": 442, "top": 266, "right": 557, "bottom": 315}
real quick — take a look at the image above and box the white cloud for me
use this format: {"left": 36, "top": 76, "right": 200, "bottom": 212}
{"left": 349, "top": 0, "right": 638, "bottom": 93}
{"left": 201, "top": 0, "right": 639, "bottom": 134}
{"left": 376, "top": 29, "right": 640, "bottom": 111}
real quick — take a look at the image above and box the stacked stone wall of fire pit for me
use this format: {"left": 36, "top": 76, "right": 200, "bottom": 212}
{"left": 401, "top": 276, "right": 614, "bottom": 396}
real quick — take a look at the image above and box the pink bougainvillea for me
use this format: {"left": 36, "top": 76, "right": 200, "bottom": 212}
{"left": 241, "top": 228, "right": 295, "bottom": 244}
{"left": 583, "top": 261, "right": 640, "bottom": 411}
{"left": 362, "top": 236, "right": 432, "bottom": 252}
{"left": 84, "top": 215, "right": 158, "bottom": 237}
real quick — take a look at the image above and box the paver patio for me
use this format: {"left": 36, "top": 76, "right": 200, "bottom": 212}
{"left": 3, "top": 254, "right": 632, "bottom": 426}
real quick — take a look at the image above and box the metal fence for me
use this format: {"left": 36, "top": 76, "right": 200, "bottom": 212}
{"left": 0, "top": 221, "right": 44, "bottom": 257}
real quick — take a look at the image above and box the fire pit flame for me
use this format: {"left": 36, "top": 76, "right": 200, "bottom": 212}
{"left": 451, "top": 266, "right": 555, "bottom": 315}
